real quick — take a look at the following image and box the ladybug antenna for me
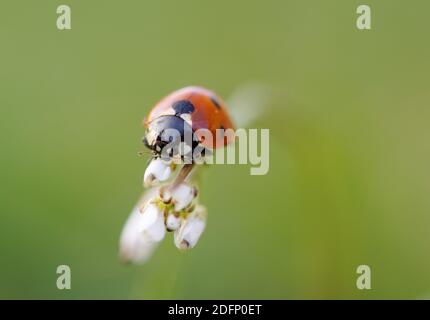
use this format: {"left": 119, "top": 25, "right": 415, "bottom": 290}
{"left": 138, "top": 150, "right": 155, "bottom": 157}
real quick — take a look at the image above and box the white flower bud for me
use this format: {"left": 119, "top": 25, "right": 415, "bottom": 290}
{"left": 171, "top": 183, "right": 197, "bottom": 211}
{"left": 159, "top": 186, "right": 172, "bottom": 203}
{"left": 119, "top": 188, "right": 164, "bottom": 264}
{"left": 119, "top": 205, "right": 158, "bottom": 264}
{"left": 138, "top": 203, "right": 166, "bottom": 242}
{"left": 143, "top": 158, "right": 171, "bottom": 187}
{"left": 166, "top": 213, "right": 181, "bottom": 231}
{"left": 174, "top": 205, "right": 207, "bottom": 250}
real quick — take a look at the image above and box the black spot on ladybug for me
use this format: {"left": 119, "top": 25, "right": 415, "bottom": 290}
{"left": 210, "top": 96, "right": 221, "bottom": 109}
{"left": 172, "top": 100, "right": 195, "bottom": 116}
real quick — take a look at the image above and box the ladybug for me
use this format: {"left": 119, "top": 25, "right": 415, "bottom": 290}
{"left": 143, "top": 86, "right": 235, "bottom": 161}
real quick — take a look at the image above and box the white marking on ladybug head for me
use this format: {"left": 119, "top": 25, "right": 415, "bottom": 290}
{"left": 144, "top": 129, "right": 158, "bottom": 148}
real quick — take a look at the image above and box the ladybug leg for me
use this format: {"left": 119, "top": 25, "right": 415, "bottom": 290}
{"left": 171, "top": 164, "right": 195, "bottom": 189}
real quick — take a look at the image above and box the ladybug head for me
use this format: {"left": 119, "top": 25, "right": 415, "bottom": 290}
{"left": 143, "top": 115, "right": 199, "bottom": 161}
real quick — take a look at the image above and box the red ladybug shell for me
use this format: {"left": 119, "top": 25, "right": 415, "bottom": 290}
{"left": 144, "top": 86, "right": 235, "bottom": 149}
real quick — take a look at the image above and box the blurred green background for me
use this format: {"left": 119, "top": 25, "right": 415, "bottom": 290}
{"left": 1, "top": 0, "right": 430, "bottom": 299}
